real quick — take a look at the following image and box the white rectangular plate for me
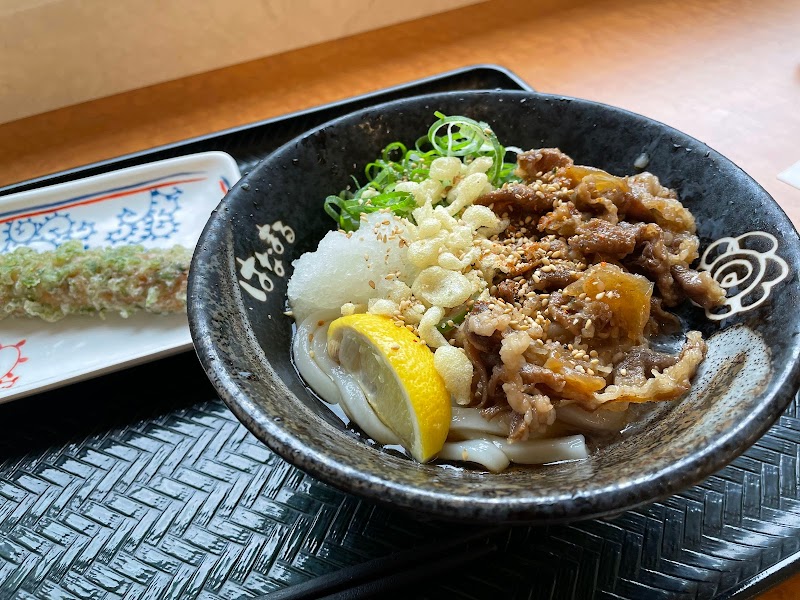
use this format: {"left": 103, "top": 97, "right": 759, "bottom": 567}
{"left": 0, "top": 151, "right": 241, "bottom": 403}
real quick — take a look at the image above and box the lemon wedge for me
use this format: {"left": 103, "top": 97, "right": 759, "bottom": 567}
{"left": 327, "top": 313, "right": 451, "bottom": 462}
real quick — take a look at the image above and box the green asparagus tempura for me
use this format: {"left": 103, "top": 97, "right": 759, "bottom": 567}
{"left": 0, "top": 240, "right": 191, "bottom": 322}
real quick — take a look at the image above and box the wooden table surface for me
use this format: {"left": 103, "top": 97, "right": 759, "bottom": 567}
{"left": 1, "top": 0, "right": 799, "bottom": 596}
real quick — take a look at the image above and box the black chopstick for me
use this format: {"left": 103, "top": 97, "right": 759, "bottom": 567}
{"left": 262, "top": 526, "right": 502, "bottom": 600}
{"left": 318, "top": 540, "right": 499, "bottom": 600}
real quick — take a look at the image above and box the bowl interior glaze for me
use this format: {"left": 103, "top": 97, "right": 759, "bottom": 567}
{"left": 188, "top": 90, "right": 800, "bottom": 524}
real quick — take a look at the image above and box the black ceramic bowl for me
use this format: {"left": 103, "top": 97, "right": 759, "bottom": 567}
{"left": 187, "top": 90, "right": 800, "bottom": 524}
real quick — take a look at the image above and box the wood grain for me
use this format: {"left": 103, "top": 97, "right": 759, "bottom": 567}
{"left": 1, "top": 0, "right": 798, "bottom": 222}
{"left": 0, "top": 0, "right": 798, "bottom": 594}
{"left": 0, "top": 0, "right": 484, "bottom": 123}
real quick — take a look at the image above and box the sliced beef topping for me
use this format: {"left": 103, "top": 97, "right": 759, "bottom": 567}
{"left": 671, "top": 264, "right": 727, "bottom": 309}
{"left": 446, "top": 154, "right": 722, "bottom": 441}
{"left": 624, "top": 223, "right": 682, "bottom": 306}
{"left": 619, "top": 192, "right": 660, "bottom": 223}
{"left": 569, "top": 219, "right": 643, "bottom": 259}
{"left": 495, "top": 279, "right": 521, "bottom": 303}
{"left": 613, "top": 346, "right": 680, "bottom": 387}
{"left": 516, "top": 148, "right": 573, "bottom": 181}
{"left": 546, "top": 290, "right": 614, "bottom": 338}
{"left": 647, "top": 296, "right": 682, "bottom": 335}
{"left": 476, "top": 183, "right": 553, "bottom": 216}
{"left": 520, "top": 363, "right": 566, "bottom": 393}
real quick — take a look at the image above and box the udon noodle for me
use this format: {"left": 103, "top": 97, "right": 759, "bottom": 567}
{"left": 287, "top": 114, "right": 726, "bottom": 472}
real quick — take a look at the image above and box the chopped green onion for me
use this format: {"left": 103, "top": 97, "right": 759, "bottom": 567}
{"left": 436, "top": 303, "right": 472, "bottom": 334}
{"left": 323, "top": 112, "right": 520, "bottom": 231}
{"left": 324, "top": 191, "right": 417, "bottom": 233}
{"left": 426, "top": 112, "right": 507, "bottom": 183}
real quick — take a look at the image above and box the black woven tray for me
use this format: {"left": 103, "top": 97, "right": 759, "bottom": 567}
{"left": 1, "top": 65, "right": 798, "bottom": 600}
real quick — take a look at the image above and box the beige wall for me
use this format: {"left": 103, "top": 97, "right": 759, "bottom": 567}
{"left": 0, "top": 0, "right": 484, "bottom": 124}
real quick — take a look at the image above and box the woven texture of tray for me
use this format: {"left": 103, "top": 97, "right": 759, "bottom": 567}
{"left": 2, "top": 384, "right": 800, "bottom": 599}
{"left": 1, "top": 66, "right": 798, "bottom": 600}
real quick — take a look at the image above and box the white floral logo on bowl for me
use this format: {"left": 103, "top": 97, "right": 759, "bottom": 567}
{"left": 699, "top": 231, "right": 790, "bottom": 321}
{"left": 238, "top": 220, "right": 296, "bottom": 301}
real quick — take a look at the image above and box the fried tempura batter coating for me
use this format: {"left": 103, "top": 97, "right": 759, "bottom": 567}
{"left": 0, "top": 240, "right": 191, "bottom": 322}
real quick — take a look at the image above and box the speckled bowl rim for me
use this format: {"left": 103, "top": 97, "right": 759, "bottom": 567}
{"left": 188, "top": 89, "right": 800, "bottom": 524}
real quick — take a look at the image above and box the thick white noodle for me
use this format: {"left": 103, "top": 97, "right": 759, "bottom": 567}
{"left": 556, "top": 404, "right": 627, "bottom": 432}
{"left": 292, "top": 310, "right": 401, "bottom": 446}
{"left": 328, "top": 365, "right": 402, "bottom": 446}
{"left": 438, "top": 440, "right": 511, "bottom": 473}
{"left": 491, "top": 434, "right": 589, "bottom": 464}
{"left": 439, "top": 434, "right": 588, "bottom": 471}
{"left": 449, "top": 406, "right": 510, "bottom": 437}
{"left": 310, "top": 314, "right": 339, "bottom": 379}
{"left": 292, "top": 311, "right": 342, "bottom": 403}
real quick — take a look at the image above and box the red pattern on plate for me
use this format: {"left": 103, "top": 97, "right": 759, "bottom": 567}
{"left": 0, "top": 340, "right": 27, "bottom": 388}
